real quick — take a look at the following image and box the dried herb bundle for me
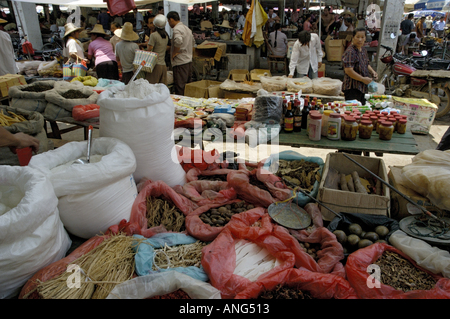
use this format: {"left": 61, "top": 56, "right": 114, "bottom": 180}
{"left": 61, "top": 89, "right": 90, "bottom": 99}
{"left": 146, "top": 196, "right": 185, "bottom": 232}
{"left": 275, "top": 159, "right": 321, "bottom": 192}
{"left": 374, "top": 251, "right": 436, "bottom": 292}
{"left": 152, "top": 241, "right": 206, "bottom": 270}
{"left": 258, "top": 284, "right": 314, "bottom": 299}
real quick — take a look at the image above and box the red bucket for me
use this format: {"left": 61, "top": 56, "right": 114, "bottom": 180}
{"left": 16, "top": 147, "right": 32, "bottom": 166}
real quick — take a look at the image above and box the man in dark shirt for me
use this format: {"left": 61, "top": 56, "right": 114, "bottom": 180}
{"left": 97, "top": 8, "right": 111, "bottom": 31}
{"left": 398, "top": 13, "right": 414, "bottom": 52}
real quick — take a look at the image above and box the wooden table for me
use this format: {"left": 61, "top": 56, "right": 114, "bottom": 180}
{"left": 275, "top": 129, "right": 420, "bottom": 156}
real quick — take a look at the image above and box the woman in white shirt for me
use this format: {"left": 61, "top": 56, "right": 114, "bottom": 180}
{"left": 288, "top": 30, "right": 323, "bottom": 79}
{"left": 63, "top": 23, "right": 88, "bottom": 64}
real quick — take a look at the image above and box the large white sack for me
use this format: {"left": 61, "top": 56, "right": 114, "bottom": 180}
{"left": 0, "top": 166, "right": 71, "bottom": 299}
{"left": 97, "top": 80, "right": 186, "bottom": 187}
{"left": 28, "top": 137, "right": 138, "bottom": 239}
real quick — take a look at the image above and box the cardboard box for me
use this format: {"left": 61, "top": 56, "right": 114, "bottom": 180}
{"left": 392, "top": 97, "right": 437, "bottom": 134}
{"left": 195, "top": 41, "right": 227, "bottom": 61}
{"left": 318, "top": 64, "right": 325, "bottom": 78}
{"left": 249, "top": 69, "right": 271, "bottom": 82}
{"left": 227, "top": 69, "right": 249, "bottom": 82}
{"left": 388, "top": 166, "right": 438, "bottom": 221}
{"left": 223, "top": 90, "right": 256, "bottom": 99}
{"left": 184, "top": 80, "right": 223, "bottom": 99}
{"left": 0, "top": 74, "right": 25, "bottom": 98}
{"left": 235, "top": 113, "right": 248, "bottom": 121}
{"left": 325, "top": 37, "right": 345, "bottom": 62}
{"left": 317, "top": 153, "right": 390, "bottom": 221}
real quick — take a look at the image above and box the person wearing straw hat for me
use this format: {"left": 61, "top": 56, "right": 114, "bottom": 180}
{"left": 0, "top": 18, "right": 19, "bottom": 76}
{"left": 63, "top": 22, "right": 88, "bottom": 64}
{"left": 114, "top": 22, "right": 139, "bottom": 84}
{"left": 87, "top": 24, "right": 119, "bottom": 80}
{"left": 167, "top": 11, "right": 194, "bottom": 96}
{"left": 145, "top": 14, "right": 169, "bottom": 85}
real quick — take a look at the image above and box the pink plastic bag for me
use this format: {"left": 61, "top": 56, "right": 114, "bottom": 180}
{"left": 172, "top": 180, "right": 237, "bottom": 207}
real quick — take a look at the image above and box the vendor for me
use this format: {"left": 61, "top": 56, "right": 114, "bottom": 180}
{"left": 62, "top": 23, "right": 88, "bottom": 64}
{"left": 342, "top": 28, "right": 378, "bottom": 104}
{"left": 87, "top": 24, "right": 119, "bottom": 80}
{"left": 288, "top": 30, "right": 323, "bottom": 79}
{"left": 0, "top": 126, "right": 39, "bottom": 154}
{"left": 0, "top": 18, "right": 19, "bottom": 76}
{"left": 400, "top": 32, "right": 420, "bottom": 55}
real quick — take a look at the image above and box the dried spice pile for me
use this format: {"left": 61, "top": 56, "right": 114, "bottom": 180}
{"left": 200, "top": 201, "right": 254, "bottom": 227}
{"left": 147, "top": 289, "right": 191, "bottom": 299}
{"left": 275, "top": 159, "right": 321, "bottom": 192}
{"left": 146, "top": 196, "right": 185, "bottom": 232}
{"left": 258, "top": 284, "right": 314, "bottom": 299}
{"left": 61, "top": 89, "right": 90, "bottom": 99}
{"left": 374, "top": 251, "right": 436, "bottom": 292}
{"left": 21, "top": 83, "right": 53, "bottom": 92}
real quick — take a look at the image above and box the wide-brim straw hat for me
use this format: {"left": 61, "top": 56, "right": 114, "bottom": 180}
{"left": 64, "top": 23, "right": 84, "bottom": 38}
{"left": 88, "top": 24, "right": 107, "bottom": 35}
{"left": 340, "top": 10, "right": 355, "bottom": 18}
{"left": 0, "top": 18, "right": 7, "bottom": 24}
{"left": 216, "top": 20, "right": 233, "bottom": 29}
{"left": 114, "top": 22, "right": 139, "bottom": 41}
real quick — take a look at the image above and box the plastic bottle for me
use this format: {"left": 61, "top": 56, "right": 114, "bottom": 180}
{"left": 308, "top": 112, "right": 322, "bottom": 141}
{"left": 321, "top": 110, "right": 333, "bottom": 137}
{"left": 327, "top": 112, "right": 341, "bottom": 140}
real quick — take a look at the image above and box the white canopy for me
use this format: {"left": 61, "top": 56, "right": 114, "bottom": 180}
{"left": 11, "top": 0, "right": 217, "bottom": 7}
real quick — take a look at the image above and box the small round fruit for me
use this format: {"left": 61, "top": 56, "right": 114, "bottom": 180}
{"left": 375, "top": 225, "right": 390, "bottom": 238}
{"left": 364, "top": 232, "right": 379, "bottom": 242}
{"left": 348, "top": 223, "right": 363, "bottom": 236}
{"left": 333, "top": 230, "right": 347, "bottom": 245}
{"left": 347, "top": 234, "right": 360, "bottom": 246}
{"left": 376, "top": 239, "right": 388, "bottom": 244}
{"left": 358, "top": 239, "right": 373, "bottom": 249}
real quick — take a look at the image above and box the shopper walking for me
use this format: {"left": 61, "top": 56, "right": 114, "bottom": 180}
{"left": 114, "top": 22, "right": 139, "bottom": 84}
{"left": 87, "top": 24, "right": 119, "bottom": 80}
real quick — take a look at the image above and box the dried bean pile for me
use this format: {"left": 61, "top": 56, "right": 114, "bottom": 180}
{"left": 200, "top": 201, "right": 254, "bottom": 227}
{"left": 297, "top": 242, "right": 322, "bottom": 261}
{"left": 147, "top": 289, "right": 191, "bottom": 299}
{"left": 374, "top": 251, "right": 436, "bottom": 292}
{"left": 61, "top": 89, "right": 90, "bottom": 99}
{"left": 21, "top": 83, "right": 53, "bottom": 92}
{"left": 258, "top": 284, "right": 314, "bottom": 299}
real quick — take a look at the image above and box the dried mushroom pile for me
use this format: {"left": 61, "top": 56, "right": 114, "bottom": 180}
{"left": 146, "top": 196, "right": 185, "bottom": 232}
{"left": 200, "top": 201, "right": 254, "bottom": 227}
{"left": 275, "top": 159, "right": 321, "bottom": 192}
{"left": 374, "top": 251, "right": 436, "bottom": 292}
{"left": 258, "top": 284, "right": 314, "bottom": 299}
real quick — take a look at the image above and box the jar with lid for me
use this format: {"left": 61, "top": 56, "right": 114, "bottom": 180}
{"left": 308, "top": 112, "right": 322, "bottom": 141}
{"left": 321, "top": 110, "right": 333, "bottom": 136}
{"left": 376, "top": 117, "right": 387, "bottom": 133}
{"left": 359, "top": 120, "right": 373, "bottom": 139}
{"left": 397, "top": 119, "right": 407, "bottom": 134}
{"left": 379, "top": 121, "right": 394, "bottom": 140}
{"left": 370, "top": 115, "right": 378, "bottom": 129}
{"left": 342, "top": 116, "right": 358, "bottom": 141}
{"left": 327, "top": 112, "right": 341, "bottom": 140}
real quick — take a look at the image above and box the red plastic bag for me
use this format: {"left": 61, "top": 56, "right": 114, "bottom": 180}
{"left": 345, "top": 243, "right": 450, "bottom": 299}
{"left": 72, "top": 104, "right": 100, "bottom": 121}
{"left": 172, "top": 180, "right": 237, "bottom": 207}
{"left": 176, "top": 146, "right": 220, "bottom": 172}
{"left": 174, "top": 117, "right": 205, "bottom": 129}
{"left": 105, "top": 0, "right": 136, "bottom": 16}
{"left": 129, "top": 179, "right": 199, "bottom": 237}
{"left": 22, "top": 41, "right": 34, "bottom": 55}
{"left": 201, "top": 209, "right": 296, "bottom": 299}
{"left": 234, "top": 268, "right": 358, "bottom": 299}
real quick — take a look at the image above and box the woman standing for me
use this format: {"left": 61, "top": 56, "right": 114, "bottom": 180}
{"left": 268, "top": 23, "right": 288, "bottom": 57}
{"left": 114, "top": 22, "right": 139, "bottom": 84}
{"left": 342, "top": 28, "right": 378, "bottom": 104}
{"left": 145, "top": 14, "right": 169, "bottom": 85}
{"left": 63, "top": 23, "right": 88, "bottom": 64}
{"left": 87, "top": 24, "right": 119, "bottom": 80}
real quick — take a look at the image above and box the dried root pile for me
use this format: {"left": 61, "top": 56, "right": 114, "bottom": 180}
{"left": 152, "top": 241, "right": 206, "bottom": 270}
{"left": 374, "top": 251, "right": 436, "bottom": 292}
{"left": 146, "top": 196, "right": 185, "bottom": 232}
{"left": 35, "top": 233, "right": 139, "bottom": 299}
{"left": 275, "top": 159, "right": 321, "bottom": 192}
{"left": 258, "top": 284, "right": 314, "bottom": 299}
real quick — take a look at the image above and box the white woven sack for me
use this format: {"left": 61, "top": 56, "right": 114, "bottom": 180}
{"left": 97, "top": 80, "right": 186, "bottom": 187}
{"left": 28, "top": 137, "right": 138, "bottom": 239}
{"left": 0, "top": 166, "right": 71, "bottom": 299}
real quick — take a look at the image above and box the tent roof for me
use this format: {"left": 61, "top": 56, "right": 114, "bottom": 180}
{"left": 12, "top": 0, "right": 217, "bottom": 7}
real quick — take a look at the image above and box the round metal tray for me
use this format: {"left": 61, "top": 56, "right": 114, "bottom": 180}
{"left": 399, "top": 215, "right": 450, "bottom": 246}
{"left": 268, "top": 202, "right": 311, "bottom": 230}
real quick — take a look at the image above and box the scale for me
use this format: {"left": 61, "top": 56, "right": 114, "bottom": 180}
{"left": 268, "top": 202, "right": 312, "bottom": 230}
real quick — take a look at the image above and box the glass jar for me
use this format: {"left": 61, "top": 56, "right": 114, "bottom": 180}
{"left": 379, "top": 121, "right": 394, "bottom": 140}
{"left": 381, "top": 111, "right": 389, "bottom": 117}
{"left": 342, "top": 116, "right": 358, "bottom": 141}
{"left": 308, "top": 112, "right": 322, "bottom": 141}
{"left": 397, "top": 119, "right": 407, "bottom": 134}
{"left": 376, "top": 117, "right": 387, "bottom": 133}
{"left": 327, "top": 112, "right": 341, "bottom": 140}
{"left": 321, "top": 110, "right": 333, "bottom": 137}
{"left": 359, "top": 120, "right": 373, "bottom": 139}
{"left": 370, "top": 116, "right": 378, "bottom": 131}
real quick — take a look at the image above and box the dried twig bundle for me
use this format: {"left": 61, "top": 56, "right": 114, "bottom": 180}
{"left": 146, "top": 196, "right": 185, "bottom": 232}
{"left": 152, "top": 241, "right": 206, "bottom": 270}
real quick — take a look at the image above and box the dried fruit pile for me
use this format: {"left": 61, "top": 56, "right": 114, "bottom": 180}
{"left": 275, "top": 159, "right": 321, "bottom": 192}
{"left": 258, "top": 284, "right": 314, "bottom": 299}
{"left": 200, "top": 201, "right": 254, "bottom": 227}
{"left": 374, "top": 251, "right": 436, "bottom": 292}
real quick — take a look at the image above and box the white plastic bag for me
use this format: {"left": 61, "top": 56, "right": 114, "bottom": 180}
{"left": 0, "top": 166, "right": 71, "bottom": 299}
{"left": 28, "top": 137, "right": 138, "bottom": 239}
{"left": 106, "top": 271, "right": 221, "bottom": 299}
{"left": 97, "top": 80, "right": 186, "bottom": 187}
{"left": 286, "top": 76, "right": 313, "bottom": 94}
{"left": 390, "top": 230, "right": 450, "bottom": 278}
{"left": 312, "top": 77, "right": 342, "bottom": 96}
{"left": 259, "top": 75, "right": 287, "bottom": 92}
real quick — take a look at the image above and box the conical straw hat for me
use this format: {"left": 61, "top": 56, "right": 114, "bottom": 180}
{"left": 64, "top": 23, "right": 84, "bottom": 38}
{"left": 114, "top": 22, "right": 139, "bottom": 41}
{"left": 88, "top": 24, "right": 107, "bottom": 35}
